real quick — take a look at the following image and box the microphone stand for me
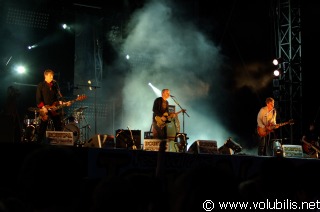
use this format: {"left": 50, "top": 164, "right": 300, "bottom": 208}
{"left": 170, "top": 96, "right": 189, "bottom": 133}
{"left": 77, "top": 84, "right": 100, "bottom": 135}
{"left": 170, "top": 96, "right": 190, "bottom": 152}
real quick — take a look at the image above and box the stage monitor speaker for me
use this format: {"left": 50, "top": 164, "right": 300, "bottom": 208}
{"left": 84, "top": 134, "right": 115, "bottom": 148}
{"left": 218, "top": 145, "right": 233, "bottom": 155}
{"left": 115, "top": 129, "right": 141, "bottom": 149}
{"left": 187, "top": 140, "right": 218, "bottom": 154}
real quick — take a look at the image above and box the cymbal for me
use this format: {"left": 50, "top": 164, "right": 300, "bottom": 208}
{"left": 28, "top": 107, "right": 39, "bottom": 112}
{"left": 74, "top": 106, "right": 88, "bottom": 113}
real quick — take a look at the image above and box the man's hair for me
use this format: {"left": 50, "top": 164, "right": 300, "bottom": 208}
{"left": 44, "top": 69, "right": 54, "bottom": 76}
{"left": 162, "top": 89, "right": 169, "bottom": 94}
{"left": 265, "top": 97, "right": 274, "bottom": 104}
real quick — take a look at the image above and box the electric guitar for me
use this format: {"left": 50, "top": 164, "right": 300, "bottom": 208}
{"left": 40, "top": 94, "right": 87, "bottom": 121}
{"left": 155, "top": 109, "right": 185, "bottom": 129}
{"left": 301, "top": 139, "right": 320, "bottom": 156}
{"left": 257, "top": 119, "right": 294, "bottom": 137}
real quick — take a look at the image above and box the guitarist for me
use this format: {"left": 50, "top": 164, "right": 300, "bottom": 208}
{"left": 257, "top": 97, "right": 279, "bottom": 156}
{"left": 152, "top": 88, "right": 176, "bottom": 139}
{"left": 36, "top": 69, "right": 71, "bottom": 143}
{"left": 301, "top": 121, "right": 320, "bottom": 158}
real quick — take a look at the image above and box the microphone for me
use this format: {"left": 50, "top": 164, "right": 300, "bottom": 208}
{"left": 170, "top": 95, "right": 175, "bottom": 97}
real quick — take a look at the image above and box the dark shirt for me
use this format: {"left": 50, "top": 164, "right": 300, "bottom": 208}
{"left": 152, "top": 97, "right": 169, "bottom": 122}
{"left": 303, "top": 129, "right": 319, "bottom": 143}
{"left": 36, "top": 81, "right": 61, "bottom": 108}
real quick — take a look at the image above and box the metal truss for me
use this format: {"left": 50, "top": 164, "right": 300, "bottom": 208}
{"left": 274, "top": 0, "right": 302, "bottom": 144}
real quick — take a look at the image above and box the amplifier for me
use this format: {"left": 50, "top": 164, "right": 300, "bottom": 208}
{"left": 115, "top": 129, "right": 141, "bottom": 149}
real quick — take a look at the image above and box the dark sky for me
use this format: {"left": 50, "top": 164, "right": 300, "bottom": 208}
{"left": 0, "top": 0, "right": 319, "bottom": 153}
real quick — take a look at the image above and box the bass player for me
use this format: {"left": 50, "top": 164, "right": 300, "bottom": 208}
{"left": 257, "top": 97, "right": 279, "bottom": 156}
{"left": 36, "top": 69, "right": 71, "bottom": 143}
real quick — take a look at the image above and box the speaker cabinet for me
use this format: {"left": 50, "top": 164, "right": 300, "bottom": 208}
{"left": 115, "top": 129, "right": 141, "bottom": 149}
{"left": 187, "top": 140, "right": 218, "bottom": 154}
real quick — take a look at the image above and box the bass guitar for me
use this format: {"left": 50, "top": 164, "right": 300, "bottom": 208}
{"left": 257, "top": 119, "right": 294, "bottom": 137}
{"left": 155, "top": 109, "right": 185, "bottom": 129}
{"left": 40, "top": 94, "right": 87, "bottom": 121}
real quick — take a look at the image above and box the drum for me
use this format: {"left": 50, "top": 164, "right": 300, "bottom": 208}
{"left": 24, "top": 118, "right": 34, "bottom": 126}
{"left": 65, "top": 116, "right": 78, "bottom": 124}
{"left": 24, "top": 125, "right": 36, "bottom": 142}
{"left": 63, "top": 123, "right": 80, "bottom": 143}
{"left": 73, "top": 112, "right": 83, "bottom": 122}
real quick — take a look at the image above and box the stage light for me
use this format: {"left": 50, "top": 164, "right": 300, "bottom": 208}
{"left": 16, "top": 65, "right": 26, "bottom": 74}
{"left": 273, "top": 69, "right": 280, "bottom": 77}
{"left": 27, "top": 44, "right": 38, "bottom": 50}
{"left": 62, "top": 23, "right": 71, "bottom": 30}
{"left": 88, "top": 80, "right": 92, "bottom": 90}
{"left": 273, "top": 139, "right": 283, "bottom": 157}
{"left": 272, "top": 58, "right": 285, "bottom": 66}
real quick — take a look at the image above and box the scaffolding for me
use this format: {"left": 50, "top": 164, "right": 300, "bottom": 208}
{"left": 273, "top": 0, "right": 302, "bottom": 144}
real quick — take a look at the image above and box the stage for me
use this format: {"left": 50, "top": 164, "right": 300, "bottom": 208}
{"left": 0, "top": 142, "right": 319, "bottom": 184}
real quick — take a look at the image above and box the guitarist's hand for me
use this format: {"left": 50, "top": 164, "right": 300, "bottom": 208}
{"left": 266, "top": 125, "right": 273, "bottom": 131}
{"left": 40, "top": 106, "right": 49, "bottom": 121}
{"left": 65, "top": 101, "right": 72, "bottom": 107}
{"left": 161, "top": 116, "right": 168, "bottom": 122}
{"left": 41, "top": 106, "right": 48, "bottom": 113}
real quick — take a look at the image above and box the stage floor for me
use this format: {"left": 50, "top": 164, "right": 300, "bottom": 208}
{"left": 0, "top": 142, "right": 319, "bottom": 183}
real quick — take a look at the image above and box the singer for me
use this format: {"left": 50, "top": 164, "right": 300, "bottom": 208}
{"left": 151, "top": 88, "right": 176, "bottom": 139}
{"left": 256, "top": 97, "right": 279, "bottom": 156}
{"left": 36, "top": 69, "right": 71, "bottom": 143}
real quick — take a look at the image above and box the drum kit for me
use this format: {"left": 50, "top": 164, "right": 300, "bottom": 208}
{"left": 22, "top": 106, "right": 90, "bottom": 145}
{"left": 63, "top": 106, "right": 91, "bottom": 145}
{"left": 22, "top": 107, "right": 40, "bottom": 142}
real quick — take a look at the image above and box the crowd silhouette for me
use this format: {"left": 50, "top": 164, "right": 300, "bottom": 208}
{"left": 1, "top": 144, "right": 320, "bottom": 212}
